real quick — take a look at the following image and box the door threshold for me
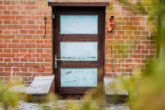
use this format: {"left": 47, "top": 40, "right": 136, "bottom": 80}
{"left": 59, "top": 94, "right": 84, "bottom": 100}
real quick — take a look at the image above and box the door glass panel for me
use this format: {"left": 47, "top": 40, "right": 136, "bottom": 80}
{"left": 61, "top": 68, "right": 97, "bottom": 87}
{"left": 60, "top": 15, "right": 98, "bottom": 34}
{"left": 61, "top": 42, "right": 98, "bottom": 61}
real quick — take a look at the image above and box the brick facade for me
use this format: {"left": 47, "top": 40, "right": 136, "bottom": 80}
{"left": 0, "top": 0, "right": 156, "bottom": 83}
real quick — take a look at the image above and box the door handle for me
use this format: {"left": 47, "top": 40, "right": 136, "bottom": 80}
{"left": 54, "top": 55, "right": 64, "bottom": 69}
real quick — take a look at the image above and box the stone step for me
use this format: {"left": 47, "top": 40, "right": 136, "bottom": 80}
{"left": 26, "top": 76, "right": 54, "bottom": 95}
{"left": 104, "top": 77, "right": 129, "bottom": 104}
{"left": 10, "top": 76, "right": 55, "bottom": 102}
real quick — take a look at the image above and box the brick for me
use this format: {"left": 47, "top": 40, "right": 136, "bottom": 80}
{"left": 12, "top": 40, "right": 19, "bottom": 43}
{"left": 20, "top": 49, "right": 27, "bottom": 53}
{"left": 12, "top": 11, "right": 19, "bottom": 15}
{"left": 4, "top": 58, "right": 11, "bottom": 62}
{"left": 8, "top": 25, "right": 23, "bottom": 29}
{"left": 21, "top": 58, "right": 28, "bottom": 62}
{"left": 0, "top": 73, "right": 11, "bottom": 76}
{"left": 145, "top": 45, "right": 156, "bottom": 49}
{"left": 0, "top": 44, "right": 7, "bottom": 48}
{"left": 12, "top": 20, "right": 19, "bottom": 24}
{"left": 45, "top": 49, "right": 52, "bottom": 53}
{"left": 130, "top": 17, "right": 145, "bottom": 21}
{"left": 138, "top": 26, "right": 145, "bottom": 30}
{"left": 3, "top": 30, "right": 11, "bottom": 34}
{"left": 142, "top": 50, "right": 148, "bottom": 54}
{"left": 4, "top": 49, "right": 11, "bottom": 53}
{"left": 149, "top": 50, "right": 156, "bottom": 54}
{"left": 28, "top": 49, "right": 35, "bottom": 53}
{"left": 13, "top": 68, "right": 19, "bottom": 72}
{"left": 0, "top": 6, "right": 6, "bottom": 10}
{"left": 117, "top": 31, "right": 125, "bottom": 35}
{"left": 12, "top": 30, "right": 19, "bottom": 34}
{"left": 4, "top": 68, "right": 11, "bottom": 72}
{"left": 16, "top": 16, "right": 31, "bottom": 20}
{"left": 36, "top": 30, "right": 44, "bottom": 34}
{"left": 13, "top": 58, "right": 20, "bottom": 62}
{"left": 20, "top": 11, "right": 28, "bottom": 15}
{"left": 25, "top": 6, "right": 39, "bottom": 10}
{"left": 15, "top": 73, "right": 32, "bottom": 76}
{"left": 0, "top": 68, "right": 3, "bottom": 72}
{"left": 106, "top": 40, "right": 117, "bottom": 44}
{"left": 40, "top": 54, "right": 52, "bottom": 58}
{"left": 0, "top": 16, "right": 15, "bottom": 19}
{"left": 36, "top": 49, "right": 43, "bottom": 53}
{"left": 24, "top": 25, "right": 39, "bottom": 29}
{"left": 25, "top": 44, "right": 36, "bottom": 48}
{"left": 20, "top": 40, "right": 27, "bottom": 43}
{"left": 35, "top": 1, "right": 43, "bottom": 5}
{"left": 16, "top": 54, "right": 32, "bottom": 58}
{"left": 20, "top": 30, "right": 27, "bottom": 34}
{"left": 20, "top": 1, "right": 28, "bottom": 5}
{"left": 8, "top": 44, "right": 24, "bottom": 48}
{"left": 8, "top": 6, "right": 24, "bottom": 10}
{"left": 36, "top": 11, "right": 44, "bottom": 15}
{"left": 37, "top": 58, "right": 43, "bottom": 62}
{"left": 0, "top": 49, "right": 3, "bottom": 53}
{"left": 134, "top": 22, "right": 142, "bottom": 25}
{"left": 28, "top": 40, "right": 35, "bottom": 44}
{"left": 41, "top": 44, "right": 52, "bottom": 48}
{"left": 40, "top": 63, "right": 51, "bottom": 67}
{"left": 45, "top": 58, "right": 52, "bottom": 62}
{"left": 122, "top": 26, "right": 137, "bottom": 30}
{"left": 28, "top": 30, "right": 35, "bottom": 34}
{"left": 3, "top": 11, "right": 10, "bottom": 15}
{"left": 24, "top": 63, "right": 39, "bottom": 67}
{"left": 0, "top": 1, "right": 3, "bottom": 5}
{"left": 20, "top": 20, "right": 27, "bottom": 24}
{"left": 44, "top": 40, "right": 51, "bottom": 44}
{"left": 0, "top": 25, "right": 8, "bottom": 29}
{"left": 36, "top": 21, "right": 44, "bottom": 25}
{"left": 44, "top": 68, "right": 52, "bottom": 72}
{"left": 29, "top": 58, "right": 35, "bottom": 62}
{"left": 33, "top": 54, "right": 40, "bottom": 57}
{"left": 28, "top": 20, "right": 35, "bottom": 24}
{"left": 8, "top": 63, "right": 23, "bottom": 67}
{"left": 37, "top": 68, "right": 45, "bottom": 72}
{"left": 4, "top": 1, "right": 11, "bottom": 5}
{"left": 21, "top": 68, "right": 28, "bottom": 72}
{"left": 0, "top": 63, "right": 7, "bottom": 67}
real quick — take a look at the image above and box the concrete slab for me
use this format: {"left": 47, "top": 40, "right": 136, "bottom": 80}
{"left": 10, "top": 84, "right": 28, "bottom": 93}
{"left": 26, "top": 76, "right": 54, "bottom": 95}
{"left": 104, "top": 77, "right": 128, "bottom": 95}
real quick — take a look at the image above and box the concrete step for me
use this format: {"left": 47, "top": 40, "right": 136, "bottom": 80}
{"left": 10, "top": 76, "right": 55, "bottom": 102}
{"left": 104, "top": 77, "right": 129, "bottom": 104}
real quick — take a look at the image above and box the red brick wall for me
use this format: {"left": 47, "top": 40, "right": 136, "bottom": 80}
{"left": 104, "top": 0, "right": 156, "bottom": 77}
{"left": 0, "top": 0, "right": 156, "bottom": 82}
{"left": 0, "top": 0, "right": 52, "bottom": 82}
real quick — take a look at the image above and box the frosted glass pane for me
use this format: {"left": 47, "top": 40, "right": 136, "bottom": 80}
{"left": 61, "top": 42, "right": 98, "bottom": 61}
{"left": 60, "top": 15, "right": 98, "bottom": 34}
{"left": 61, "top": 68, "right": 97, "bottom": 87}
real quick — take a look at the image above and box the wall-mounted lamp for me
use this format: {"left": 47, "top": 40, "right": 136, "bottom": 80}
{"left": 107, "top": 16, "right": 115, "bottom": 32}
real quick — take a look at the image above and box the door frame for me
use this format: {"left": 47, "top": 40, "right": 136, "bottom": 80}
{"left": 52, "top": 6, "right": 106, "bottom": 95}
